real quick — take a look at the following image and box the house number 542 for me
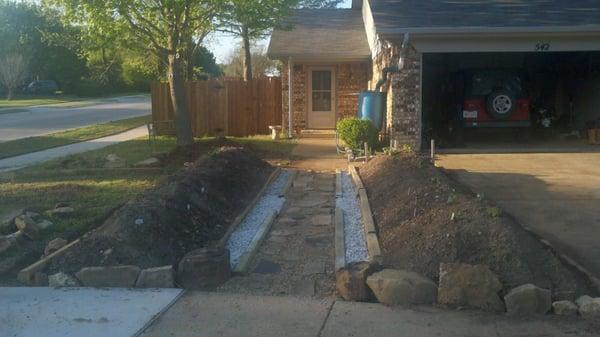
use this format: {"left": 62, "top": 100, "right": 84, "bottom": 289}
{"left": 535, "top": 43, "right": 550, "bottom": 51}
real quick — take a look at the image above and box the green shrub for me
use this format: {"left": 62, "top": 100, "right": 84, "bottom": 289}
{"left": 336, "top": 118, "right": 379, "bottom": 150}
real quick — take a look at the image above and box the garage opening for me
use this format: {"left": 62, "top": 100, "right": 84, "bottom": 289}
{"left": 422, "top": 52, "right": 600, "bottom": 150}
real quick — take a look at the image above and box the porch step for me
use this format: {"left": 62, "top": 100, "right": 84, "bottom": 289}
{"left": 299, "top": 129, "right": 336, "bottom": 139}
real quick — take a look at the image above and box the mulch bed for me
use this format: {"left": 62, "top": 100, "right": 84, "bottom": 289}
{"left": 47, "top": 144, "right": 273, "bottom": 274}
{"left": 359, "top": 153, "right": 596, "bottom": 298}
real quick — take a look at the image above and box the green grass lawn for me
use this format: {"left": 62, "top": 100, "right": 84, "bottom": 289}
{"left": 0, "top": 115, "right": 151, "bottom": 159}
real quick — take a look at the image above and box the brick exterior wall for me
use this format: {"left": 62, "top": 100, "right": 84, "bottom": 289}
{"left": 281, "top": 61, "right": 369, "bottom": 134}
{"left": 372, "top": 40, "right": 422, "bottom": 150}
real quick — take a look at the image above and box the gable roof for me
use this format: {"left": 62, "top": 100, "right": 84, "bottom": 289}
{"left": 267, "top": 9, "right": 370, "bottom": 61}
{"left": 369, "top": 0, "right": 600, "bottom": 35}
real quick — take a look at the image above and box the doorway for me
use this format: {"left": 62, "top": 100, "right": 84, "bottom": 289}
{"left": 308, "top": 67, "right": 336, "bottom": 129}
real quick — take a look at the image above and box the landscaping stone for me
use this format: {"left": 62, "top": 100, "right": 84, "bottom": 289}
{"left": 44, "top": 238, "right": 68, "bottom": 256}
{"left": 15, "top": 215, "right": 40, "bottom": 240}
{"left": 252, "top": 259, "right": 282, "bottom": 274}
{"left": 105, "top": 154, "right": 126, "bottom": 168}
{"left": 336, "top": 261, "right": 381, "bottom": 302}
{"left": 576, "top": 295, "right": 600, "bottom": 319}
{"left": 49, "top": 272, "right": 80, "bottom": 287}
{"left": 75, "top": 265, "right": 141, "bottom": 288}
{"left": 135, "top": 266, "right": 175, "bottom": 288}
{"left": 504, "top": 284, "right": 551, "bottom": 315}
{"left": 293, "top": 279, "right": 315, "bottom": 297}
{"left": 24, "top": 211, "right": 42, "bottom": 221}
{"left": 33, "top": 272, "right": 49, "bottom": 287}
{"left": 45, "top": 207, "right": 75, "bottom": 217}
{"left": 0, "top": 209, "right": 24, "bottom": 229}
{"left": 134, "top": 157, "right": 160, "bottom": 167}
{"left": 36, "top": 219, "right": 54, "bottom": 230}
{"left": 552, "top": 300, "right": 579, "bottom": 316}
{"left": 366, "top": 269, "right": 437, "bottom": 305}
{"left": 0, "top": 236, "right": 12, "bottom": 254}
{"left": 177, "top": 247, "right": 230, "bottom": 289}
{"left": 303, "top": 261, "right": 325, "bottom": 276}
{"left": 437, "top": 263, "right": 504, "bottom": 312}
{"left": 54, "top": 202, "right": 69, "bottom": 209}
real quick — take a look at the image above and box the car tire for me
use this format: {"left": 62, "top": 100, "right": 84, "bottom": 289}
{"left": 486, "top": 90, "right": 516, "bottom": 120}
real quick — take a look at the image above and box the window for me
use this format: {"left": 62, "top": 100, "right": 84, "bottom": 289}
{"left": 312, "top": 70, "right": 332, "bottom": 111}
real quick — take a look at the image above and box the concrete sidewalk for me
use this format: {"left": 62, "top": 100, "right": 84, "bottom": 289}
{"left": 0, "top": 126, "right": 148, "bottom": 172}
{"left": 140, "top": 291, "right": 599, "bottom": 337}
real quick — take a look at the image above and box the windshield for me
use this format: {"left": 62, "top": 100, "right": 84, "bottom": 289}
{"left": 467, "top": 70, "right": 524, "bottom": 97}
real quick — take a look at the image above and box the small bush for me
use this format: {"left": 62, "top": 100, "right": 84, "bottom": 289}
{"left": 336, "top": 118, "right": 379, "bottom": 150}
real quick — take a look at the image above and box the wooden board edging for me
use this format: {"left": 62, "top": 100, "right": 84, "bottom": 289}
{"left": 233, "top": 210, "right": 278, "bottom": 274}
{"left": 17, "top": 238, "right": 81, "bottom": 284}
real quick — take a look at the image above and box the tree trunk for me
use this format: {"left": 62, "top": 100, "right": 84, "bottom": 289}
{"left": 6, "top": 87, "right": 13, "bottom": 101}
{"left": 185, "top": 38, "right": 196, "bottom": 81}
{"left": 242, "top": 26, "right": 253, "bottom": 81}
{"left": 167, "top": 52, "right": 194, "bottom": 146}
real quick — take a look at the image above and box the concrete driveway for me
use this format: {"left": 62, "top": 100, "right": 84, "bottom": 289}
{"left": 437, "top": 152, "right": 600, "bottom": 280}
{"left": 0, "top": 95, "right": 150, "bottom": 142}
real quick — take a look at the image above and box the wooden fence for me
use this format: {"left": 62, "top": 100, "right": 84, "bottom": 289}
{"left": 151, "top": 77, "right": 282, "bottom": 137}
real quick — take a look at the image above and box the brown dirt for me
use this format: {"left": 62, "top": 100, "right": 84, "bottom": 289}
{"left": 48, "top": 145, "right": 273, "bottom": 274}
{"left": 360, "top": 154, "right": 596, "bottom": 299}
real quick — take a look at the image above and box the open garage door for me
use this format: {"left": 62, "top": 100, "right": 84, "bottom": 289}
{"left": 422, "top": 51, "right": 600, "bottom": 151}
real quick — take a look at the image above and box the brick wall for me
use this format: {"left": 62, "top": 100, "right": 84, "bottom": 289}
{"left": 372, "top": 40, "right": 422, "bottom": 150}
{"left": 281, "top": 61, "right": 369, "bottom": 134}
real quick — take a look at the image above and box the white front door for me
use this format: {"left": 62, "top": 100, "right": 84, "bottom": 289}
{"left": 308, "top": 68, "right": 335, "bottom": 129}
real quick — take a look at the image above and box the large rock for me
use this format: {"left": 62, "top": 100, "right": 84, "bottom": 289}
{"left": 44, "top": 238, "right": 68, "bottom": 256}
{"left": 552, "top": 300, "right": 579, "bottom": 316}
{"left": 49, "top": 272, "right": 80, "bottom": 287}
{"left": 105, "top": 154, "right": 126, "bottom": 168}
{"left": 136, "top": 266, "right": 175, "bottom": 288}
{"left": 504, "top": 284, "right": 551, "bottom": 315}
{"left": 177, "top": 247, "right": 230, "bottom": 289}
{"left": 75, "top": 265, "right": 141, "bottom": 288}
{"left": 45, "top": 207, "right": 75, "bottom": 217}
{"left": 438, "top": 263, "right": 504, "bottom": 312}
{"left": 15, "top": 215, "right": 40, "bottom": 240}
{"left": 366, "top": 269, "right": 437, "bottom": 305}
{"left": 576, "top": 295, "right": 600, "bottom": 319}
{"left": 336, "top": 261, "right": 381, "bottom": 301}
{"left": 134, "top": 157, "right": 160, "bottom": 167}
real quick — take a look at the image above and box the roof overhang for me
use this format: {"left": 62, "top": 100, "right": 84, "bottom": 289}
{"left": 267, "top": 53, "right": 371, "bottom": 62}
{"left": 379, "top": 25, "right": 600, "bottom": 53}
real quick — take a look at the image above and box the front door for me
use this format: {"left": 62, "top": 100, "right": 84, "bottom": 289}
{"left": 308, "top": 68, "right": 335, "bottom": 129}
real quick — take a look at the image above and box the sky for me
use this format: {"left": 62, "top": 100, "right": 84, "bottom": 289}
{"left": 205, "top": 0, "right": 353, "bottom": 64}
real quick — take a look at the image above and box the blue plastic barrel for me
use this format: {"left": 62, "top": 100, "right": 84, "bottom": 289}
{"left": 358, "top": 90, "right": 385, "bottom": 130}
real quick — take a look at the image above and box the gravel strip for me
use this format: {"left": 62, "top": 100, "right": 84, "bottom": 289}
{"left": 336, "top": 172, "right": 369, "bottom": 264}
{"left": 227, "top": 170, "right": 291, "bottom": 268}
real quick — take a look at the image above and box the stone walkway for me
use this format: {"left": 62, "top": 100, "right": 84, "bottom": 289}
{"left": 218, "top": 170, "right": 336, "bottom": 298}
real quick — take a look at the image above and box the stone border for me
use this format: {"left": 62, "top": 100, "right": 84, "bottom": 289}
{"left": 217, "top": 168, "right": 282, "bottom": 248}
{"left": 17, "top": 238, "right": 81, "bottom": 284}
{"left": 334, "top": 170, "right": 346, "bottom": 271}
{"left": 233, "top": 210, "right": 278, "bottom": 274}
{"left": 348, "top": 165, "right": 382, "bottom": 263}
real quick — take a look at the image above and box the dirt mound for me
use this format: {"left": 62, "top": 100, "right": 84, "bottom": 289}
{"left": 48, "top": 146, "right": 273, "bottom": 274}
{"left": 360, "top": 154, "right": 595, "bottom": 298}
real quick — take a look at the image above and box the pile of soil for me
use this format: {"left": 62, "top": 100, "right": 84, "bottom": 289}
{"left": 48, "top": 145, "right": 273, "bottom": 274}
{"left": 360, "top": 154, "right": 595, "bottom": 298}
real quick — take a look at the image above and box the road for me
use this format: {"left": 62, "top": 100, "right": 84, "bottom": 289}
{"left": 437, "top": 152, "right": 600, "bottom": 281}
{"left": 0, "top": 95, "right": 150, "bottom": 142}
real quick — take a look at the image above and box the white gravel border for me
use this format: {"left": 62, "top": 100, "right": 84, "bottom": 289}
{"left": 226, "top": 170, "right": 291, "bottom": 268}
{"left": 336, "top": 172, "right": 369, "bottom": 264}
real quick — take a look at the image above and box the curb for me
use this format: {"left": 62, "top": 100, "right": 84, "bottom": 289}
{"left": 348, "top": 165, "right": 382, "bottom": 263}
{"left": 233, "top": 210, "right": 278, "bottom": 274}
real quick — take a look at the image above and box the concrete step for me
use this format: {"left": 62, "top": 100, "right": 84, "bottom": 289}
{"left": 299, "top": 129, "right": 336, "bottom": 139}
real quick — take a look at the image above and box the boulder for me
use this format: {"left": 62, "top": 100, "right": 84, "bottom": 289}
{"left": 336, "top": 261, "right": 381, "bottom": 301}
{"left": 438, "top": 263, "right": 504, "bottom": 312}
{"left": 105, "top": 154, "right": 126, "bottom": 168}
{"left": 576, "top": 295, "right": 600, "bottom": 319}
{"left": 15, "top": 215, "right": 40, "bottom": 240}
{"left": 49, "top": 272, "right": 80, "bottom": 287}
{"left": 366, "top": 269, "right": 437, "bottom": 305}
{"left": 177, "top": 247, "right": 230, "bottom": 289}
{"left": 552, "top": 300, "right": 579, "bottom": 316}
{"left": 0, "top": 209, "right": 24, "bottom": 229}
{"left": 0, "top": 236, "right": 12, "bottom": 254}
{"left": 504, "top": 284, "right": 551, "bottom": 315}
{"left": 44, "top": 238, "right": 68, "bottom": 256}
{"left": 134, "top": 157, "right": 160, "bottom": 167}
{"left": 136, "top": 266, "right": 175, "bottom": 288}
{"left": 75, "top": 265, "right": 141, "bottom": 288}
{"left": 45, "top": 207, "right": 75, "bottom": 217}
{"left": 36, "top": 219, "right": 54, "bottom": 230}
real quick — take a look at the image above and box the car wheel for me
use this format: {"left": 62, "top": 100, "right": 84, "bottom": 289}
{"left": 486, "top": 90, "right": 516, "bottom": 120}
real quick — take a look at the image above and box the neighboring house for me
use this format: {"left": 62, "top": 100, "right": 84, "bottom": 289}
{"left": 268, "top": 0, "right": 600, "bottom": 149}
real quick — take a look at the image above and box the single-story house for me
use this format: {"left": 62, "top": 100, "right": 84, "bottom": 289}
{"left": 268, "top": 0, "right": 600, "bottom": 149}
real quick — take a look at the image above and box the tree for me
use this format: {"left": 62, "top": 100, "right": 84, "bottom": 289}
{"left": 219, "top": 0, "right": 298, "bottom": 81}
{"left": 191, "top": 46, "right": 223, "bottom": 80}
{"left": 48, "top": 0, "right": 222, "bottom": 146}
{"left": 0, "top": 54, "right": 28, "bottom": 100}
{"left": 223, "top": 44, "right": 279, "bottom": 78}
{"left": 299, "top": 0, "right": 343, "bottom": 8}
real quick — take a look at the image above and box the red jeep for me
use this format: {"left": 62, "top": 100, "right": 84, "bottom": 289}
{"left": 460, "top": 69, "right": 531, "bottom": 128}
